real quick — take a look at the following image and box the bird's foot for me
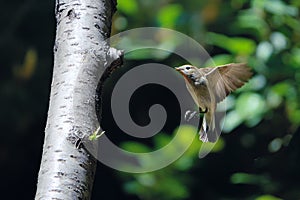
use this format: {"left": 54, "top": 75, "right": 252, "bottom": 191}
{"left": 184, "top": 108, "right": 208, "bottom": 121}
{"left": 184, "top": 110, "right": 199, "bottom": 121}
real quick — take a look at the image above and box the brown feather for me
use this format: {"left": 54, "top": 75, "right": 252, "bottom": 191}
{"left": 204, "top": 63, "right": 252, "bottom": 103}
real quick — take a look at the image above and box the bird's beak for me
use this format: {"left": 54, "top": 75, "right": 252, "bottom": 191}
{"left": 175, "top": 67, "right": 185, "bottom": 76}
{"left": 176, "top": 67, "right": 185, "bottom": 74}
{"left": 175, "top": 67, "right": 183, "bottom": 75}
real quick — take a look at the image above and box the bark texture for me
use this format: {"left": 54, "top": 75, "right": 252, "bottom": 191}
{"left": 35, "top": 0, "right": 121, "bottom": 199}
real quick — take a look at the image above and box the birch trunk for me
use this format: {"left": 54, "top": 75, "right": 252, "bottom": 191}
{"left": 35, "top": 0, "right": 121, "bottom": 199}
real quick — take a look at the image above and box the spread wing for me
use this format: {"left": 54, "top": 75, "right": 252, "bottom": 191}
{"left": 205, "top": 63, "right": 252, "bottom": 103}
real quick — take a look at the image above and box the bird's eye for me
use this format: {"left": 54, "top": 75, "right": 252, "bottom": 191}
{"left": 186, "top": 66, "right": 191, "bottom": 70}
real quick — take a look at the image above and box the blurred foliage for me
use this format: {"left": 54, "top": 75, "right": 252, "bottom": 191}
{"left": 2, "top": 0, "right": 300, "bottom": 199}
{"left": 111, "top": 0, "right": 300, "bottom": 200}
{"left": 119, "top": 126, "right": 225, "bottom": 200}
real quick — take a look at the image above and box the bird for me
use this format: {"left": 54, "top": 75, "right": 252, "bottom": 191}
{"left": 175, "top": 63, "right": 252, "bottom": 143}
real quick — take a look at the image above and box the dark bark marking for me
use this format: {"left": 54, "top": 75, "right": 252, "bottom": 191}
{"left": 82, "top": 27, "right": 90, "bottom": 30}
{"left": 94, "top": 23, "right": 100, "bottom": 30}
{"left": 67, "top": 8, "right": 77, "bottom": 20}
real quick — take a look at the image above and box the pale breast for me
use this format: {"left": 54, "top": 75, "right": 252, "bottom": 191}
{"left": 186, "top": 83, "right": 211, "bottom": 111}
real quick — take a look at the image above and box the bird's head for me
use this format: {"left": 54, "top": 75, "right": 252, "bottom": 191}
{"left": 175, "top": 65, "right": 199, "bottom": 84}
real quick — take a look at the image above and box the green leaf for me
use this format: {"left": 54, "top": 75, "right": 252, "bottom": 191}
{"left": 157, "top": 4, "right": 183, "bottom": 28}
{"left": 231, "top": 173, "right": 260, "bottom": 184}
{"left": 121, "top": 141, "right": 151, "bottom": 153}
{"left": 123, "top": 181, "right": 139, "bottom": 194}
{"left": 231, "top": 173, "right": 269, "bottom": 185}
{"left": 223, "top": 93, "right": 266, "bottom": 131}
{"left": 252, "top": 0, "right": 265, "bottom": 8}
{"left": 268, "top": 138, "right": 282, "bottom": 153}
{"left": 289, "top": 109, "right": 300, "bottom": 125}
{"left": 236, "top": 92, "right": 266, "bottom": 122}
{"left": 174, "top": 156, "right": 194, "bottom": 171}
{"left": 288, "top": 48, "right": 300, "bottom": 68}
{"left": 264, "top": 0, "right": 298, "bottom": 16}
{"left": 203, "top": 54, "right": 233, "bottom": 67}
{"left": 117, "top": 0, "right": 138, "bottom": 15}
{"left": 271, "top": 82, "right": 295, "bottom": 98}
{"left": 207, "top": 32, "right": 256, "bottom": 55}
{"left": 266, "top": 89, "right": 282, "bottom": 108}
{"left": 270, "top": 32, "right": 288, "bottom": 52}
{"left": 136, "top": 174, "right": 156, "bottom": 186}
{"left": 255, "top": 194, "right": 283, "bottom": 200}
{"left": 158, "top": 178, "right": 189, "bottom": 199}
{"left": 89, "top": 127, "right": 104, "bottom": 141}
{"left": 223, "top": 110, "right": 243, "bottom": 132}
{"left": 256, "top": 41, "right": 273, "bottom": 61}
{"left": 242, "top": 74, "right": 267, "bottom": 91}
{"left": 154, "top": 133, "right": 171, "bottom": 149}
{"left": 235, "top": 9, "right": 269, "bottom": 39}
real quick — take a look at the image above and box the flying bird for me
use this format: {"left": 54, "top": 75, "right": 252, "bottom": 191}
{"left": 175, "top": 63, "right": 252, "bottom": 142}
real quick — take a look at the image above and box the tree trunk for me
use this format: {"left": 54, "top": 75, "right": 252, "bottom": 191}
{"left": 35, "top": 0, "right": 121, "bottom": 199}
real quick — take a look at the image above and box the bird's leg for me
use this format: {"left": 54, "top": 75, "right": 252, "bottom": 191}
{"left": 199, "top": 107, "right": 208, "bottom": 114}
{"left": 199, "top": 117, "right": 209, "bottom": 142}
{"left": 199, "top": 132, "right": 208, "bottom": 142}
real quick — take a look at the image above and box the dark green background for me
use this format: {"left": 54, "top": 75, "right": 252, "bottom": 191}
{"left": 1, "top": 0, "right": 300, "bottom": 199}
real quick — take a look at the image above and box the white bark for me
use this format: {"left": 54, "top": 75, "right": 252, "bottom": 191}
{"left": 35, "top": 0, "right": 122, "bottom": 199}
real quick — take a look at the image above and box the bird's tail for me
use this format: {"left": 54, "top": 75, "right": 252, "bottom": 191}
{"left": 199, "top": 111, "right": 218, "bottom": 143}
